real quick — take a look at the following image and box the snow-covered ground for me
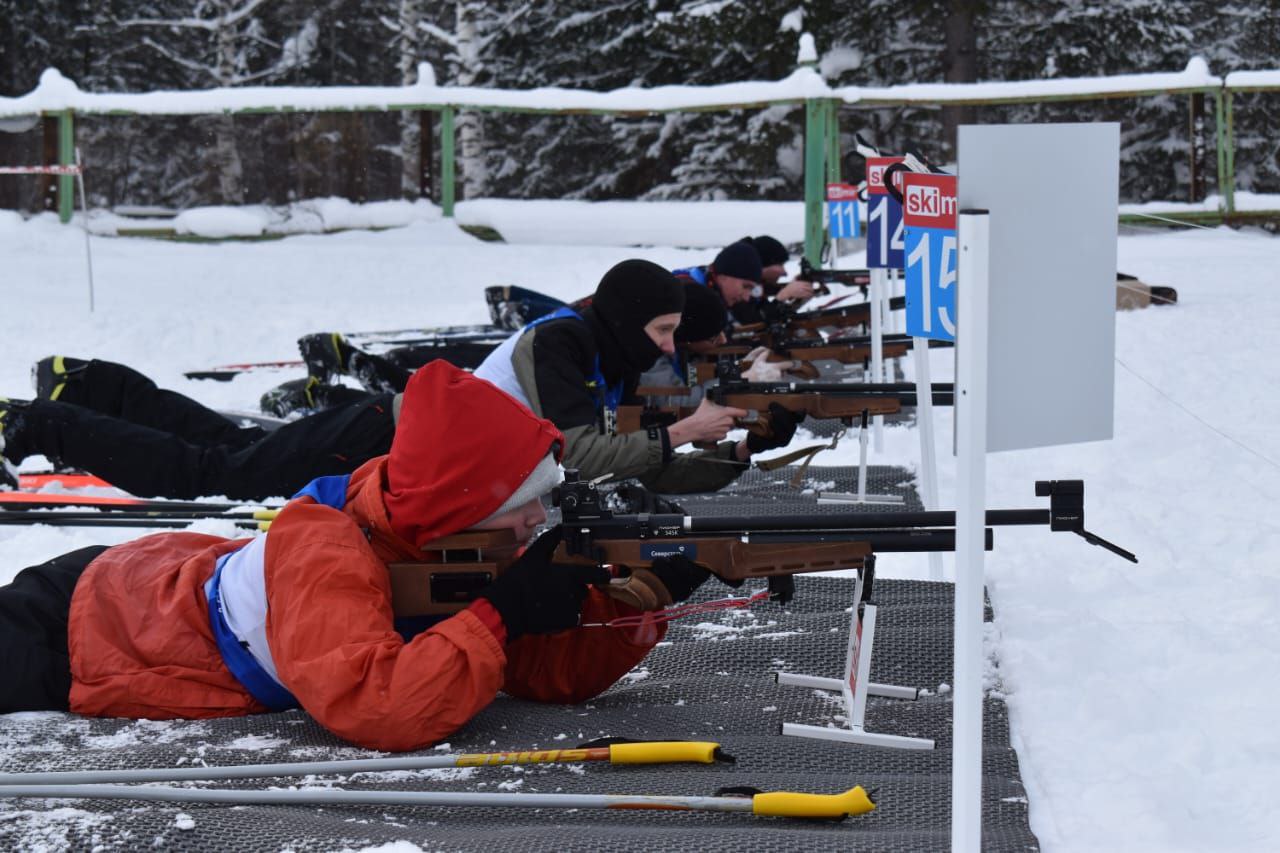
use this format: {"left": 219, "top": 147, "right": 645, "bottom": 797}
{"left": 2, "top": 202, "right": 1278, "bottom": 851}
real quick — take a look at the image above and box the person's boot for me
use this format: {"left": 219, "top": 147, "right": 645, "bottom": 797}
{"left": 32, "top": 356, "right": 90, "bottom": 401}
{"left": 259, "top": 377, "right": 323, "bottom": 419}
{"left": 0, "top": 398, "right": 31, "bottom": 490}
{"left": 297, "top": 333, "right": 353, "bottom": 383}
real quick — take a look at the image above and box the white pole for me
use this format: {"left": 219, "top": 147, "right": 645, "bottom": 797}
{"left": 952, "top": 210, "right": 990, "bottom": 853}
{"left": 870, "top": 268, "right": 885, "bottom": 451}
{"left": 896, "top": 268, "right": 906, "bottom": 333}
{"left": 75, "top": 148, "right": 95, "bottom": 313}
{"left": 913, "top": 337, "right": 944, "bottom": 581}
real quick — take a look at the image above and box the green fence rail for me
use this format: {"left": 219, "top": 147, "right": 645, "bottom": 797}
{"left": 5, "top": 57, "right": 1279, "bottom": 237}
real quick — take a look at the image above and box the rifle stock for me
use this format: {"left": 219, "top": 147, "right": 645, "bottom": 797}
{"left": 381, "top": 474, "right": 1134, "bottom": 617}
{"left": 553, "top": 538, "right": 871, "bottom": 582}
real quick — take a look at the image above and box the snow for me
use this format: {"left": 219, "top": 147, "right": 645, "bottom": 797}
{"left": 7, "top": 56, "right": 1270, "bottom": 121}
{"left": 0, "top": 66, "right": 829, "bottom": 118}
{"left": 846, "top": 56, "right": 1223, "bottom": 104}
{"left": 1, "top": 201, "right": 1278, "bottom": 851}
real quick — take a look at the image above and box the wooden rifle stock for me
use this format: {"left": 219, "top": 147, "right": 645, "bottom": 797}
{"left": 386, "top": 530, "right": 519, "bottom": 617}
{"left": 553, "top": 538, "right": 870, "bottom": 583}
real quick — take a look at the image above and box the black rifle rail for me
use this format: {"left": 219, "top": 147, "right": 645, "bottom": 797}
{"left": 705, "top": 380, "right": 957, "bottom": 409}
{"left": 554, "top": 472, "right": 1136, "bottom": 565}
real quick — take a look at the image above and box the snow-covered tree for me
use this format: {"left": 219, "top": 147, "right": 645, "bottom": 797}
{"left": 114, "top": 0, "right": 320, "bottom": 202}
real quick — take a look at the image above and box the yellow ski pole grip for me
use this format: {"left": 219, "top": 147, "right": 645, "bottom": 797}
{"left": 608, "top": 741, "right": 722, "bottom": 765}
{"left": 752, "top": 785, "right": 876, "bottom": 819}
{"left": 252, "top": 510, "right": 278, "bottom": 521}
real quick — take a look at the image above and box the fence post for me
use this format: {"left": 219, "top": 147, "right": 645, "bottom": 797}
{"left": 1188, "top": 92, "right": 1205, "bottom": 203}
{"left": 803, "top": 97, "right": 828, "bottom": 266}
{"left": 1223, "top": 89, "right": 1235, "bottom": 214}
{"left": 58, "top": 109, "right": 75, "bottom": 224}
{"left": 825, "top": 100, "right": 842, "bottom": 185}
{"left": 440, "top": 105, "right": 456, "bottom": 217}
{"left": 1213, "top": 90, "right": 1227, "bottom": 214}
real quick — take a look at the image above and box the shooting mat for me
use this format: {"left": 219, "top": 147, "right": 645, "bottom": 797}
{"left": 0, "top": 466, "right": 1037, "bottom": 852}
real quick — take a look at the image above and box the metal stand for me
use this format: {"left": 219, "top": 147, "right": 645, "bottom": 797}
{"left": 814, "top": 411, "right": 904, "bottom": 505}
{"left": 913, "top": 335, "right": 944, "bottom": 580}
{"left": 778, "top": 560, "right": 934, "bottom": 750}
{"left": 869, "top": 269, "right": 885, "bottom": 451}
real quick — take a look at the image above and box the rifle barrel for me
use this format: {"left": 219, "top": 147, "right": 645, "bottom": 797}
{"left": 686, "top": 509, "right": 1049, "bottom": 532}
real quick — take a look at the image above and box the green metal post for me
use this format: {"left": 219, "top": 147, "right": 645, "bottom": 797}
{"left": 803, "top": 98, "right": 828, "bottom": 266}
{"left": 1213, "top": 91, "right": 1227, "bottom": 214}
{"left": 440, "top": 106, "right": 456, "bottom": 218}
{"left": 58, "top": 110, "right": 75, "bottom": 224}
{"left": 1224, "top": 90, "right": 1235, "bottom": 214}
{"left": 825, "top": 100, "right": 841, "bottom": 185}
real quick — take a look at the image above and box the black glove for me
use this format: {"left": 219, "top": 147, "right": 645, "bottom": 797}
{"left": 746, "top": 403, "right": 802, "bottom": 454}
{"left": 478, "top": 526, "right": 611, "bottom": 642}
{"left": 646, "top": 554, "right": 711, "bottom": 603}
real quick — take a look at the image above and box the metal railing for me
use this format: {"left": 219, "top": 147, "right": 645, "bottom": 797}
{"left": 2, "top": 56, "right": 1276, "bottom": 252}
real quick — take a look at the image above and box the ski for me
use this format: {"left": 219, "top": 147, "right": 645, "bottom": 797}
{"left": 17, "top": 472, "right": 113, "bottom": 491}
{"left": 184, "top": 286, "right": 564, "bottom": 381}
{"left": 0, "top": 491, "right": 273, "bottom": 513}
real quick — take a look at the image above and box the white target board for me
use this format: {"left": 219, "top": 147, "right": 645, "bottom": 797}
{"left": 957, "top": 122, "right": 1119, "bottom": 452}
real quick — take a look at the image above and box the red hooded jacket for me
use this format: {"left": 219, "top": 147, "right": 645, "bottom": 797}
{"left": 66, "top": 362, "right": 663, "bottom": 751}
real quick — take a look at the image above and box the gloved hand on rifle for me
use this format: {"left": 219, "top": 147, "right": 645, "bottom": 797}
{"left": 746, "top": 403, "right": 803, "bottom": 454}
{"left": 603, "top": 554, "right": 713, "bottom": 612}
{"left": 741, "top": 347, "right": 794, "bottom": 383}
{"left": 478, "top": 526, "right": 610, "bottom": 642}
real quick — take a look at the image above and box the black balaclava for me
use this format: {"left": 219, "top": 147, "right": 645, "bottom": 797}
{"left": 675, "top": 281, "right": 729, "bottom": 343}
{"left": 748, "top": 235, "right": 789, "bottom": 267}
{"left": 711, "top": 240, "right": 763, "bottom": 283}
{"left": 587, "top": 259, "right": 686, "bottom": 378}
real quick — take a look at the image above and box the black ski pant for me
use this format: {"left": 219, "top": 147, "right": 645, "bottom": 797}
{"left": 14, "top": 359, "right": 396, "bottom": 501}
{"left": 0, "top": 545, "right": 107, "bottom": 713}
{"left": 343, "top": 340, "right": 501, "bottom": 397}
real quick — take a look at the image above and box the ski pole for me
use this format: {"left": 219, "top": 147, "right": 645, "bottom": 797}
{"left": 0, "top": 783, "right": 875, "bottom": 820}
{"left": 0, "top": 514, "right": 269, "bottom": 532}
{"left": 0, "top": 740, "right": 730, "bottom": 786}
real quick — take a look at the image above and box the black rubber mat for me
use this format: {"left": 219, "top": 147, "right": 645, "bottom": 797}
{"left": 0, "top": 468, "right": 1037, "bottom": 852}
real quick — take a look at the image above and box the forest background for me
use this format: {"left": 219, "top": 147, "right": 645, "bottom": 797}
{"left": 1, "top": 1, "right": 1277, "bottom": 213}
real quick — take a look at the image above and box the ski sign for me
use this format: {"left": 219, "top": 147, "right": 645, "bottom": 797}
{"left": 826, "top": 183, "right": 861, "bottom": 239}
{"left": 902, "top": 172, "right": 957, "bottom": 342}
{"left": 866, "top": 157, "right": 904, "bottom": 269}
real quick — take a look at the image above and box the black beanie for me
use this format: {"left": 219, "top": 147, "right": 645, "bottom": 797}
{"left": 748, "top": 235, "right": 789, "bottom": 267}
{"left": 591, "top": 259, "right": 686, "bottom": 372}
{"left": 712, "top": 241, "right": 763, "bottom": 283}
{"left": 675, "top": 282, "right": 728, "bottom": 343}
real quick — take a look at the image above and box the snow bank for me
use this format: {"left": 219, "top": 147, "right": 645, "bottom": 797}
{"left": 1, "top": 202, "right": 1278, "bottom": 851}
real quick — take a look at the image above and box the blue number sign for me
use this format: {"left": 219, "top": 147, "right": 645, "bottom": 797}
{"left": 902, "top": 173, "right": 958, "bottom": 342}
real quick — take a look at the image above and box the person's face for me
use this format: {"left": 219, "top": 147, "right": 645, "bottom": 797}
{"left": 761, "top": 264, "right": 786, "bottom": 286}
{"left": 644, "top": 312, "right": 682, "bottom": 355}
{"left": 471, "top": 496, "right": 548, "bottom": 544}
{"left": 683, "top": 331, "right": 727, "bottom": 355}
{"left": 713, "top": 274, "right": 754, "bottom": 306}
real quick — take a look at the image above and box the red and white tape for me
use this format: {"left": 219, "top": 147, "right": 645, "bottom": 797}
{"left": 0, "top": 164, "right": 82, "bottom": 175}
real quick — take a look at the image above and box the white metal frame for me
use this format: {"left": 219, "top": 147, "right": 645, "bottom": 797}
{"left": 778, "top": 568, "right": 934, "bottom": 750}
{"left": 952, "top": 210, "right": 991, "bottom": 852}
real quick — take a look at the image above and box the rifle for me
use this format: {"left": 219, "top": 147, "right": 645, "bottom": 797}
{"left": 554, "top": 472, "right": 1135, "bottom": 601}
{"left": 729, "top": 296, "right": 909, "bottom": 351}
{"left": 798, "top": 257, "right": 872, "bottom": 291}
{"left": 616, "top": 379, "right": 956, "bottom": 439}
{"left": 385, "top": 472, "right": 1136, "bottom": 613}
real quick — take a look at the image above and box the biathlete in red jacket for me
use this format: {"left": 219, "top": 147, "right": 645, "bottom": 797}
{"left": 0, "top": 360, "right": 710, "bottom": 751}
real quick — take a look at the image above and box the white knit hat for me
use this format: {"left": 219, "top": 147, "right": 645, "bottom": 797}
{"left": 480, "top": 453, "right": 562, "bottom": 522}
